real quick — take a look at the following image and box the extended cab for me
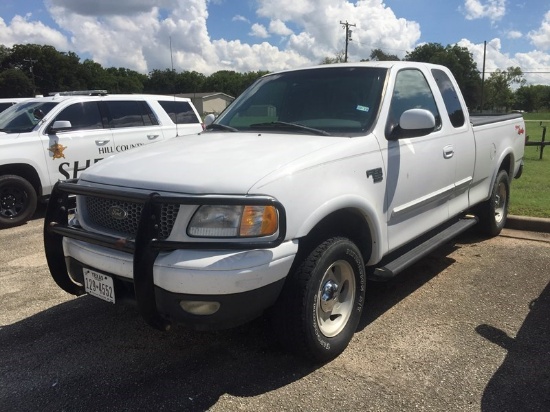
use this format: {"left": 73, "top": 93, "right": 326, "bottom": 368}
{"left": 44, "top": 62, "right": 525, "bottom": 362}
{"left": 0, "top": 91, "right": 202, "bottom": 227}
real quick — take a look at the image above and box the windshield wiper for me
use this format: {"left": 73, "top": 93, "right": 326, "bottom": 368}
{"left": 250, "top": 121, "right": 330, "bottom": 136}
{"left": 206, "top": 123, "right": 239, "bottom": 132}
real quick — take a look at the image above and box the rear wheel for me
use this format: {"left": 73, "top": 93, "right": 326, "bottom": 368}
{"left": 0, "top": 175, "right": 38, "bottom": 228}
{"left": 477, "top": 169, "right": 509, "bottom": 237}
{"left": 270, "top": 237, "right": 366, "bottom": 363}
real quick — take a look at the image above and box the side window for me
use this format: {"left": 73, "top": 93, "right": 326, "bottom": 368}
{"left": 54, "top": 102, "right": 103, "bottom": 131}
{"left": 157, "top": 101, "right": 199, "bottom": 124}
{"left": 386, "top": 69, "right": 441, "bottom": 138}
{"left": 432, "top": 69, "right": 466, "bottom": 127}
{"left": 105, "top": 101, "right": 159, "bottom": 128}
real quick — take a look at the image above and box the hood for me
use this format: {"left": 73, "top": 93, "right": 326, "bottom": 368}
{"left": 80, "top": 132, "right": 343, "bottom": 194}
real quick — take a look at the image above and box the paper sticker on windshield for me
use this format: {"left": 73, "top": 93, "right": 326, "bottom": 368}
{"left": 356, "top": 105, "right": 369, "bottom": 112}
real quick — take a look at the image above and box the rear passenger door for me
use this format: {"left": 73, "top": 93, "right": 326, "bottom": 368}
{"left": 431, "top": 68, "right": 475, "bottom": 217}
{"left": 43, "top": 101, "right": 114, "bottom": 181}
{"left": 102, "top": 100, "right": 164, "bottom": 155}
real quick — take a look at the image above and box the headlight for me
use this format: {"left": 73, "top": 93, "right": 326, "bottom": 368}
{"left": 187, "top": 205, "right": 278, "bottom": 238}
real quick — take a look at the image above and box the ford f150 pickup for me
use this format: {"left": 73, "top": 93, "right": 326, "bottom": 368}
{"left": 44, "top": 62, "right": 525, "bottom": 362}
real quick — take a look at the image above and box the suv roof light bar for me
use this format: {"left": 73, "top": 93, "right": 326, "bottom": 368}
{"left": 48, "top": 90, "right": 108, "bottom": 96}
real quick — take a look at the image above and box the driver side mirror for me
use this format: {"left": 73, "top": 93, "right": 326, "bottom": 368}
{"left": 49, "top": 120, "right": 72, "bottom": 134}
{"left": 204, "top": 113, "right": 216, "bottom": 127}
{"left": 387, "top": 109, "right": 436, "bottom": 140}
{"left": 399, "top": 109, "right": 436, "bottom": 130}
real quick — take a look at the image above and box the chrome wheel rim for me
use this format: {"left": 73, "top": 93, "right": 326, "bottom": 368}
{"left": 494, "top": 181, "right": 507, "bottom": 224}
{"left": 316, "top": 259, "right": 356, "bottom": 338}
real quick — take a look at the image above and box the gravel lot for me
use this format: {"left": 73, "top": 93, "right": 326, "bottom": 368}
{"left": 1, "top": 209, "right": 549, "bottom": 411}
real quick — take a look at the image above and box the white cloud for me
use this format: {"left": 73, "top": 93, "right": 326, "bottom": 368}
{"left": 0, "top": 0, "right": 420, "bottom": 74}
{"left": 249, "top": 23, "right": 270, "bottom": 38}
{"left": 506, "top": 30, "right": 522, "bottom": 39}
{"left": 269, "top": 19, "right": 293, "bottom": 36}
{"left": 48, "top": 0, "right": 170, "bottom": 16}
{"left": 528, "top": 11, "right": 550, "bottom": 51}
{"left": 256, "top": 0, "right": 421, "bottom": 62}
{"left": 232, "top": 15, "right": 250, "bottom": 23}
{"left": 457, "top": 38, "right": 550, "bottom": 86}
{"left": 0, "top": 15, "right": 70, "bottom": 50}
{"left": 462, "top": 0, "right": 506, "bottom": 22}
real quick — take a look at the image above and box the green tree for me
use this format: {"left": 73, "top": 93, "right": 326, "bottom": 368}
{"left": 175, "top": 70, "right": 206, "bottom": 94}
{"left": 366, "top": 48, "right": 399, "bottom": 61}
{"left": 0, "top": 69, "right": 34, "bottom": 97}
{"left": 512, "top": 85, "right": 550, "bottom": 112}
{"left": 484, "top": 67, "right": 525, "bottom": 112}
{"left": 405, "top": 43, "right": 481, "bottom": 110}
{"left": 144, "top": 69, "right": 178, "bottom": 94}
{"left": 320, "top": 50, "right": 346, "bottom": 64}
{"left": 4, "top": 44, "right": 85, "bottom": 95}
{"left": 103, "top": 67, "right": 146, "bottom": 93}
{"left": 202, "top": 70, "right": 245, "bottom": 97}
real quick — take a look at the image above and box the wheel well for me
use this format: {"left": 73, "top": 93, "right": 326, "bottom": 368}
{"left": 298, "top": 209, "right": 373, "bottom": 265}
{"left": 0, "top": 164, "right": 42, "bottom": 197}
{"left": 499, "top": 154, "right": 512, "bottom": 177}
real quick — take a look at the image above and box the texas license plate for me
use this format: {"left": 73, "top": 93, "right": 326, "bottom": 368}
{"left": 83, "top": 268, "right": 115, "bottom": 304}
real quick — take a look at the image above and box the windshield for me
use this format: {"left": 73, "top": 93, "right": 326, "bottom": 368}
{"left": 0, "top": 101, "right": 59, "bottom": 133}
{"left": 214, "top": 66, "right": 387, "bottom": 136}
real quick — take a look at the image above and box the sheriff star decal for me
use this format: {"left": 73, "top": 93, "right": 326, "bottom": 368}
{"left": 48, "top": 142, "right": 67, "bottom": 159}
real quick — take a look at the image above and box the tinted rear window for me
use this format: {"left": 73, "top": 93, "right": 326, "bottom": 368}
{"left": 158, "top": 101, "right": 200, "bottom": 124}
{"left": 432, "top": 69, "right": 465, "bottom": 128}
{"left": 105, "top": 101, "right": 159, "bottom": 128}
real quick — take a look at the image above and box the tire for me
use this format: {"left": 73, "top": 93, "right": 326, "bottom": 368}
{"left": 0, "top": 175, "right": 38, "bottom": 228}
{"left": 270, "top": 237, "right": 366, "bottom": 363}
{"left": 476, "top": 169, "right": 509, "bottom": 237}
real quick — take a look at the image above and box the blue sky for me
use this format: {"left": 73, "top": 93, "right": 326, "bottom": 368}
{"left": 1, "top": 0, "right": 549, "bottom": 85}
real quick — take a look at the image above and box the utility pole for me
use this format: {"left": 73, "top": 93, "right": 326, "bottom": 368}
{"left": 23, "top": 58, "right": 38, "bottom": 95}
{"left": 480, "top": 40, "right": 486, "bottom": 113}
{"left": 340, "top": 21, "right": 356, "bottom": 62}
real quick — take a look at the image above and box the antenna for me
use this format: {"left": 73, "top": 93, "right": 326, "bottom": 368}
{"left": 170, "top": 36, "right": 180, "bottom": 137}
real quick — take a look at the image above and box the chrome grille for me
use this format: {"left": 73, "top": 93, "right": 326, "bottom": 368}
{"left": 83, "top": 196, "right": 179, "bottom": 239}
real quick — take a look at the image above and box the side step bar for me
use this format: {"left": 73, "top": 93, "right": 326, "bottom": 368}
{"left": 372, "top": 217, "right": 478, "bottom": 280}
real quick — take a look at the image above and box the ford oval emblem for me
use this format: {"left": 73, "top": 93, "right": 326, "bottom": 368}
{"left": 109, "top": 206, "right": 128, "bottom": 220}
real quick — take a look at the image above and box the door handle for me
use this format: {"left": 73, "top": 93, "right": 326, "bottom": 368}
{"left": 147, "top": 134, "right": 160, "bottom": 140}
{"left": 443, "top": 145, "right": 454, "bottom": 159}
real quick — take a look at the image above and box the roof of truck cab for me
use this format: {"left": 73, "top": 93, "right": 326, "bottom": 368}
{"left": 268, "top": 60, "right": 446, "bottom": 75}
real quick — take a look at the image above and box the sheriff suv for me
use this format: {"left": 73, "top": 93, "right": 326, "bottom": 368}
{"left": 0, "top": 91, "right": 203, "bottom": 228}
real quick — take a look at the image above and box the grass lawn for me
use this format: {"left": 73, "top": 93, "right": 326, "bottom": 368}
{"left": 509, "top": 112, "right": 550, "bottom": 218}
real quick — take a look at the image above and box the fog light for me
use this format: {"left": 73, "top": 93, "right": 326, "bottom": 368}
{"left": 180, "top": 300, "right": 220, "bottom": 315}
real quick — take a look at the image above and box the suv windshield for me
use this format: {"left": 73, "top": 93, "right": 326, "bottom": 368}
{"left": 214, "top": 66, "right": 387, "bottom": 136}
{"left": 0, "top": 101, "right": 59, "bottom": 133}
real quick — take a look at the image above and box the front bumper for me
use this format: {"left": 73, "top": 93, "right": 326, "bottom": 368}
{"left": 44, "top": 179, "right": 291, "bottom": 331}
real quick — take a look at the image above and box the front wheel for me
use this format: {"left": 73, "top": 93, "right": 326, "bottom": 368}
{"left": 476, "top": 169, "right": 509, "bottom": 237}
{"left": 270, "top": 237, "right": 366, "bottom": 363}
{"left": 0, "top": 175, "right": 38, "bottom": 228}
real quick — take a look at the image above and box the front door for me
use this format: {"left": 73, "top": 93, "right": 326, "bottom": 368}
{"left": 42, "top": 101, "right": 114, "bottom": 181}
{"left": 381, "top": 68, "right": 455, "bottom": 251}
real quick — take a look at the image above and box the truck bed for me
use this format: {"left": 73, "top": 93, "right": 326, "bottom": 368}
{"left": 470, "top": 113, "right": 523, "bottom": 127}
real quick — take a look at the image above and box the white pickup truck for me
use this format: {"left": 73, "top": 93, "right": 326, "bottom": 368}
{"left": 0, "top": 92, "right": 202, "bottom": 228}
{"left": 44, "top": 62, "right": 525, "bottom": 362}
